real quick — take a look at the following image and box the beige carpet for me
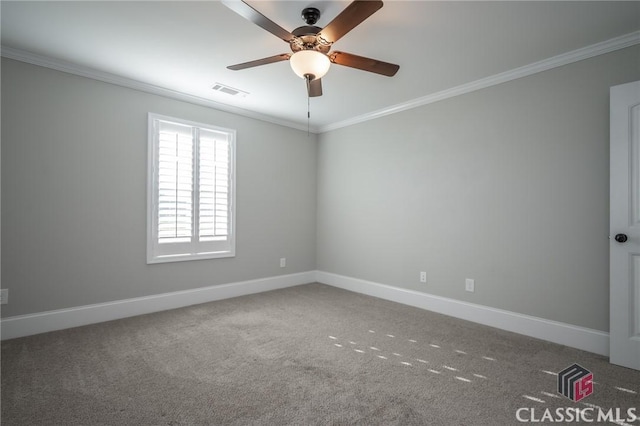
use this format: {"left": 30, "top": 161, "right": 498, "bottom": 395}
{"left": 2, "top": 283, "right": 639, "bottom": 425}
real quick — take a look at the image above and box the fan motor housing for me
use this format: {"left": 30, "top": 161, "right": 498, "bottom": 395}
{"left": 290, "top": 26, "right": 330, "bottom": 53}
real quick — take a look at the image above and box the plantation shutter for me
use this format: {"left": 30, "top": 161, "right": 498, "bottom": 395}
{"left": 198, "top": 129, "right": 231, "bottom": 241}
{"left": 157, "top": 121, "right": 194, "bottom": 244}
{"left": 148, "top": 113, "right": 235, "bottom": 263}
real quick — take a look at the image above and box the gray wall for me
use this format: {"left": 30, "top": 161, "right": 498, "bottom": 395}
{"left": 317, "top": 45, "right": 640, "bottom": 332}
{"left": 4, "top": 44, "right": 639, "bottom": 332}
{"left": 1, "top": 58, "right": 317, "bottom": 317}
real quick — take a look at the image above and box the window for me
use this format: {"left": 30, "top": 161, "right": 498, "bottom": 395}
{"left": 147, "top": 113, "right": 235, "bottom": 263}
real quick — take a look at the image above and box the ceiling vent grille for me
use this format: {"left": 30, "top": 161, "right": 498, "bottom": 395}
{"left": 212, "top": 83, "right": 249, "bottom": 98}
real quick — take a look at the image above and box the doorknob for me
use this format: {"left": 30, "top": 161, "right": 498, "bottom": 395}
{"left": 615, "top": 234, "right": 628, "bottom": 243}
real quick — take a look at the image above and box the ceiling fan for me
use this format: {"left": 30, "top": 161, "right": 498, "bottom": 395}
{"left": 222, "top": 0, "right": 400, "bottom": 97}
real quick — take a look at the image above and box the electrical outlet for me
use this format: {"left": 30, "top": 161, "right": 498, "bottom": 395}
{"left": 0, "top": 289, "right": 8, "bottom": 305}
{"left": 465, "top": 279, "right": 475, "bottom": 292}
{"left": 420, "top": 271, "right": 427, "bottom": 283}
{"left": 280, "top": 258, "right": 286, "bottom": 268}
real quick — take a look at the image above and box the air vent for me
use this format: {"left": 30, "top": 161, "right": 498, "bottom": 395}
{"left": 212, "top": 83, "right": 249, "bottom": 98}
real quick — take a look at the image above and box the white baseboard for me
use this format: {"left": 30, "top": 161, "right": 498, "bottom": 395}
{"left": 1, "top": 270, "right": 611, "bottom": 357}
{"left": 0, "top": 271, "right": 315, "bottom": 340}
{"left": 316, "top": 271, "right": 610, "bottom": 356}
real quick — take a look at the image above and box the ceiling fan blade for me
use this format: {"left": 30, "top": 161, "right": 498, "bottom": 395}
{"left": 307, "top": 78, "right": 323, "bottom": 97}
{"left": 318, "top": 0, "right": 383, "bottom": 44}
{"left": 222, "top": 0, "right": 295, "bottom": 42}
{"left": 330, "top": 51, "right": 399, "bottom": 77}
{"left": 227, "top": 54, "right": 291, "bottom": 71}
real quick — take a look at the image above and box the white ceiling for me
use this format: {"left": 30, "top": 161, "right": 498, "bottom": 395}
{"left": 2, "top": 1, "right": 639, "bottom": 132}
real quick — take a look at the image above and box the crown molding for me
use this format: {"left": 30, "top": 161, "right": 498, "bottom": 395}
{"left": 3, "top": 30, "right": 639, "bottom": 135}
{"left": 318, "top": 30, "right": 640, "bottom": 133}
{"left": 0, "top": 46, "right": 317, "bottom": 134}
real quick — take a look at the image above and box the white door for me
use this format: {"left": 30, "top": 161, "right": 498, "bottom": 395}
{"left": 610, "top": 80, "right": 640, "bottom": 370}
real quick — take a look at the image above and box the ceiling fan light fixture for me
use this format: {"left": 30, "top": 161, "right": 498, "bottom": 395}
{"left": 290, "top": 50, "right": 330, "bottom": 80}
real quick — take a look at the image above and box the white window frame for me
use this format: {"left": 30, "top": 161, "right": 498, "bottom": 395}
{"left": 147, "top": 113, "right": 236, "bottom": 264}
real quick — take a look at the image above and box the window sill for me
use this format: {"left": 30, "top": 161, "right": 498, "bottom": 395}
{"left": 147, "top": 250, "right": 235, "bottom": 264}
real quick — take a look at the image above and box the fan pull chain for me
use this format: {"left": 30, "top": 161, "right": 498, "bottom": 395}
{"left": 306, "top": 76, "right": 311, "bottom": 136}
{"left": 307, "top": 94, "right": 311, "bottom": 136}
